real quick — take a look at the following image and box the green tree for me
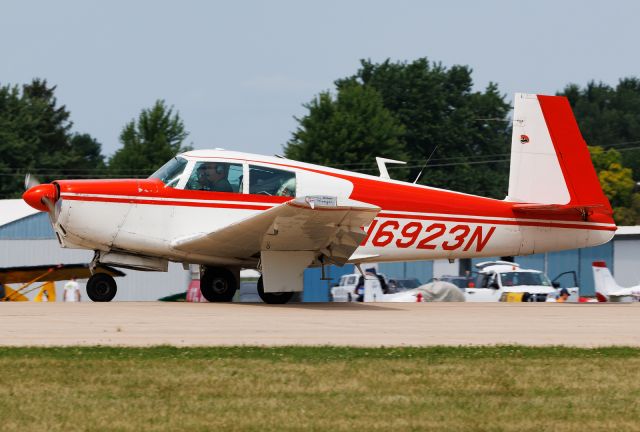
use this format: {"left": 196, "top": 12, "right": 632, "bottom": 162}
{"left": 109, "top": 100, "right": 191, "bottom": 177}
{"left": 589, "top": 146, "right": 639, "bottom": 225}
{"left": 0, "top": 79, "right": 105, "bottom": 197}
{"left": 560, "top": 78, "right": 640, "bottom": 180}
{"left": 286, "top": 58, "right": 511, "bottom": 198}
{"left": 285, "top": 82, "right": 406, "bottom": 173}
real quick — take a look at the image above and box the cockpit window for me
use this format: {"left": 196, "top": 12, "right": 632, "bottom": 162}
{"left": 149, "top": 157, "right": 188, "bottom": 187}
{"left": 248, "top": 165, "right": 296, "bottom": 197}
{"left": 184, "top": 161, "right": 244, "bottom": 193}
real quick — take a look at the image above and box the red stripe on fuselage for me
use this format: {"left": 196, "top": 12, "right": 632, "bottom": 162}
{"left": 377, "top": 212, "right": 616, "bottom": 231}
{"left": 61, "top": 195, "right": 275, "bottom": 211}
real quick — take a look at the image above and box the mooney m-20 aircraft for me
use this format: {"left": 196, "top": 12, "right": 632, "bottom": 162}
{"left": 23, "top": 93, "right": 617, "bottom": 303}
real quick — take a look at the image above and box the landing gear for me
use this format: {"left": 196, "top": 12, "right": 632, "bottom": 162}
{"left": 86, "top": 273, "right": 117, "bottom": 302}
{"left": 200, "top": 267, "right": 237, "bottom": 302}
{"left": 257, "top": 276, "right": 294, "bottom": 304}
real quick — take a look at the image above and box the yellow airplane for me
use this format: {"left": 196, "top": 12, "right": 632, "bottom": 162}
{"left": 0, "top": 264, "right": 124, "bottom": 302}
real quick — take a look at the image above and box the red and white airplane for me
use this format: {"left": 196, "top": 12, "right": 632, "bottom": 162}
{"left": 23, "top": 93, "right": 616, "bottom": 303}
{"left": 592, "top": 261, "right": 640, "bottom": 302}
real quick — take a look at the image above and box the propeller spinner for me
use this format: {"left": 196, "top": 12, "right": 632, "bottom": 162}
{"left": 22, "top": 174, "right": 59, "bottom": 213}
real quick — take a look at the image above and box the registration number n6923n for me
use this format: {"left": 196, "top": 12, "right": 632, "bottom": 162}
{"left": 361, "top": 219, "right": 496, "bottom": 252}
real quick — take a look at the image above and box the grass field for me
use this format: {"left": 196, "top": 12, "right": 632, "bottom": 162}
{"left": 1, "top": 346, "right": 640, "bottom": 431}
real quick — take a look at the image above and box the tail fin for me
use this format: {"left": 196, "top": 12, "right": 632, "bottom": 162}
{"left": 592, "top": 261, "right": 619, "bottom": 301}
{"left": 506, "top": 93, "right": 612, "bottom": 214}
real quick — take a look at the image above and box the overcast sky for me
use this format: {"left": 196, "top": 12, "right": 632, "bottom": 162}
{"left": 2, "top": 0, "right": 639, "bottom": 158}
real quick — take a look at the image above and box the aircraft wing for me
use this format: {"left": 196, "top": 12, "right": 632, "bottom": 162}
{"left": 608, "top": 288, "right": 640, "bottom": 297}
{"left": 170, "top": 196, "right": 380, "bottom": 265}
{"left": 0, "top": 264, "right": 125, "bottom": 285}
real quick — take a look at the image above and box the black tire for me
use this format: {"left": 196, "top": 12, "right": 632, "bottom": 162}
{"left": 86, "top": 273, "right": 117, "bottom": 302}
{"left": 200, "top": 267, "right": 237, "bottom": 302}
{"left": 257, "top": 276, "right": 294, "bottom": 304}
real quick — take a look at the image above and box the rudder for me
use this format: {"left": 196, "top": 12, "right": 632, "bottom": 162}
{"left": 507, "top": 93, "right": 612, "bottom": 213}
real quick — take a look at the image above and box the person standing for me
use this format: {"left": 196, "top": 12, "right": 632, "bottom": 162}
{"left": 63, "top": 277, "right": 81, "bottom": 302}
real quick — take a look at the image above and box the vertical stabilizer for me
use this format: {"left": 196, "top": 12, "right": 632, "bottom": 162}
{"left": 506, "top": 94, "right": 612, "bottom": 213}
{"left": 592, "top": 261, "right": 619, "bottom": 300}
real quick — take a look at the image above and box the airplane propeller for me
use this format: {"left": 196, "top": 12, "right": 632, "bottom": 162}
{"left": 23, "top": 173, "right": 59, "bottom": 218}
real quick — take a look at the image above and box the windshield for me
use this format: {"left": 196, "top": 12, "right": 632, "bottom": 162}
{"left": 149, "top": 157, "right": 188, "bottom": 187}
{"left": 500, "top": 271, "right": 551, "bottom": 287}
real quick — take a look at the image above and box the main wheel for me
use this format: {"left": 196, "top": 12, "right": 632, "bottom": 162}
{"left": 257, "top": 276, "right": 294, "bottom": 304}
{"left": 86, "top": 273, "right": 117, "bottom": 302}
{"left": 200, "top": 267, "right": 237, "bottom": 302}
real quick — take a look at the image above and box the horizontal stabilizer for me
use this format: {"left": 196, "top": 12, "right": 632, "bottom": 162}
{"left": 513, "top": 203, "right": 604, "bottom": 217}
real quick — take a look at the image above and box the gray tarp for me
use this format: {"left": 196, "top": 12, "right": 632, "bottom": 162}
{"left": 416, "top": 281, "right": 466, "bottom": 302}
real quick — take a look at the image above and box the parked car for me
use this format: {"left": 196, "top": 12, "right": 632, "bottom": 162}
{"left": 331, "top": 272, "right": 389, "bottom": 302}
{"left": 466, "top": 261, "right": 578, "bottom": 302}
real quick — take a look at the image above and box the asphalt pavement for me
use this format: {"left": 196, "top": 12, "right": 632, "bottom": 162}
{"left": 1, "top": 302, "right": 639, "bottom": 347}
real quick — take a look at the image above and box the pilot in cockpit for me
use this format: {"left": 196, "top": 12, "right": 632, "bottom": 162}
{"left": 187, "top": 162, "right": 233, "bottom": 192}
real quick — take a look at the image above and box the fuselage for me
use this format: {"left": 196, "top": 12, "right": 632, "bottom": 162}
{"left": 36, "top": 149, "right": 616, "bottom": 268}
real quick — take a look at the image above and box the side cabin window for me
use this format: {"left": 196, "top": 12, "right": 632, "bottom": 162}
{"left": 184, "top": 161, "right": 244, "bottom": 193}
{"left": 248, "top": 165, "right": 296, "bottom": 197}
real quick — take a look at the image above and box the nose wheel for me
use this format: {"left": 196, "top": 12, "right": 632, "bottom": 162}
{"left": 86, "top": 273, "right": 117, "bottom": 302}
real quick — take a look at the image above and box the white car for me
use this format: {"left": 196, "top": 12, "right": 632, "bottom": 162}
{"left": 466, "top": 261, "right": 578, "bottom": 302}
{"left": 331, "top": 272, "right": 389, "bottom": 302}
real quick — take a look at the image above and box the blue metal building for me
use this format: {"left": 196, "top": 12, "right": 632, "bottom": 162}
{"left": 302, "top": 234, "right": 634, "bottom": 301}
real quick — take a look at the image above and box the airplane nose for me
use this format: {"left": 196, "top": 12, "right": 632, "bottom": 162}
{"left": 23, "top": 184, "right": 58, "bottom": 212}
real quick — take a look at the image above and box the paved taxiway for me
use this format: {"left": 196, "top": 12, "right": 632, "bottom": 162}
{"left": 1, "top": 302, "right": 638, "bottom": 347}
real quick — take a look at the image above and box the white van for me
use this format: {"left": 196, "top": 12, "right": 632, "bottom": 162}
{"left": 466, "top": 261, "right": 578, "bottom": 302}
{"left": 331, "top": 272, "right": 388, "bottom": 302}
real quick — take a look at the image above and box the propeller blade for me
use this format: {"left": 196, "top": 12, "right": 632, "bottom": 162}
{"left": 42, "top": 196, "right": 56, "bottom": 214}
{"left": 24, "top": 173, "right": 41, "bottom": 190}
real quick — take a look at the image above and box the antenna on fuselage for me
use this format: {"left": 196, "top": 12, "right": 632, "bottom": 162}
{"left": 413, "top": 145, "right": 439, "bottom": 184}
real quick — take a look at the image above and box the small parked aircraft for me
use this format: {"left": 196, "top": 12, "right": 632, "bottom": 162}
{"left": 23, "top": 93, "right": 616, "bottom": 303}
{"left": 592, "top": 261, "right": 640, "bottom": 302}
{"left": 0, "top": 263, "right": 124, "bottom": 301}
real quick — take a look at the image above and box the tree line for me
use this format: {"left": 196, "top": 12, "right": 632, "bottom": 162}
{"left": 285, "top": 59, "right": 640, "bottom": 225}
{"left": 0, "top": 79, "right": 191, "bottom": 198}
{"left": 1, "top": 60, "right": 639, "bottom": 224}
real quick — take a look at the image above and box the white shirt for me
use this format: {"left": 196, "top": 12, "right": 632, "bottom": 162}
{"left": 64, "top": 280, "right": 80, "bottom": 302}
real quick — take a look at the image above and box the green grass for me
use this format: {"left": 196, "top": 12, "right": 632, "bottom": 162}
{"left": 1, "top": 346, "right": 640, "bottom": 431}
